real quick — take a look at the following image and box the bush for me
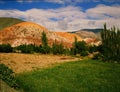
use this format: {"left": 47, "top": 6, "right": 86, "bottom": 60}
{"left": 92, "top": 53, "right": 103, "bottom": 60}
{"left": 0, "top": 44, "right": 13, "bottom": 53}
{"left": 16, "top": 44, "right": 35, "bottom": 53}
{"left": 0, "top": 64, "right": 19, "bottom": 89}
{"left": 71, "top": 38, "right": 88, "bottom": 56}
{"left": 80, "top": 51, "right": 89, "bottom": 56}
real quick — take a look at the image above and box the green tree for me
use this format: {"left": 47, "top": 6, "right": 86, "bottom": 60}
{"left": 0, "top": 44, "right": 13, "bottom": 53}
{"left": 71, "top": 37, "right": 88, "bottom": 56}
{"left": 42, "top": 31, "right": 48, "bottom": 47}
{"left": 100, "top": 24, "right": 120, "bottom": 62}
{"left": 52, "top": 41, "right": 64, "bottom": 55}
{"left": 41, "top": 31, "right": 50, "bottom": 54}
{"left": 16, "top": 44, "right": 34, "bottom": 53}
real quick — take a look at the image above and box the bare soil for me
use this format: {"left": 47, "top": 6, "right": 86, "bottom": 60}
{"left": 0, "top": 53, "right": 80, "bottom": 73}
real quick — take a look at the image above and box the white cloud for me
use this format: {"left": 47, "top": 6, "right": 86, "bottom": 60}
{"left": 16, "top": 0, "right": 33, "bottom": 3}
{"left": 86, "top": 5, "right": 120, "bottom": 19}
{"left": 44, "top": 0, "right": 64, "bottom": 4}
{"left": 0, "top": 5, "right": 120, "bottom": 31}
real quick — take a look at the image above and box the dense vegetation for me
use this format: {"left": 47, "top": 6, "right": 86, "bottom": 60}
{"left": 97, "top": 24, "right": 120, "bottom": 62}
{"left": 16, "top": 60, "right": 120, "bottom": 92}
{"left": 0, "top": 17, "right": 24, "bottom": 30}
{"left": 71, "top": 37, "right": 89, "bottom": 56}
{"left": 0, "top": 31, "right": 88, "bottom": 56}
{"left": 0, "top": 24, "right": 120, "bottom": 62}
{"left": 0, "top": 64, "right": 19, "bottom": 89}
{"left": 0, "top": 44, "right": 13, "bottom": 52}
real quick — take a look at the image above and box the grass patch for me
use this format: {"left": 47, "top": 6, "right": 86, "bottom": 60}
{"left": 16, "top": 60, "right": 120, "bottom": 92}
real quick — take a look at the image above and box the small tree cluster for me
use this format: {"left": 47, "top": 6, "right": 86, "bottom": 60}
{"left": 16, "top": 44, "right": 35, "bottom": 53}
{"left": 0, "top": 64, "right": 19, "bottom": 89}
{"left": 0, "top": 31, "right": 92, "bottom": 57}
{"left": 52, "top": 41, "right": 64, "bottom": 55}
{"left": 71, "top": 37, "right": 89, "bottom": 56}
{"left": 0, "top": 44, "right": 13, "bottom": 53}
{"left": 100, "top": 24, "right": 120, "bottom": 62}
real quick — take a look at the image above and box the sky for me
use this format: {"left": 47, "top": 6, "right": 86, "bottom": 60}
{"left": 0, "top": 0, "right": 120, "bottom": 31}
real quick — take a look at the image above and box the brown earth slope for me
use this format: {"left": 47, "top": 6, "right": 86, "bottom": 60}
{"left": 0, "top": 53, "right": 80, "bottom": 74}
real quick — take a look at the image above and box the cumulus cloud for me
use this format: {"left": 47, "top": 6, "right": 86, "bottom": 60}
{"left": 86, "top": 4, "right": 120, "bottom": 19}
{"left": 0, "top": 5, "right": 120, "bottom": 31}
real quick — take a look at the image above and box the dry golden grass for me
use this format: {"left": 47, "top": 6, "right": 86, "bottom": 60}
{"left": 0, "top": 53, "right": 80, "bottom": 73}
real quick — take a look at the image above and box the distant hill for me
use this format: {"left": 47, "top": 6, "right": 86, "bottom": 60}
{"left": 70, "top": 28, "right": 102, "bottom": 40}
{"left": 0, "top": 17, "right": 24, "bottom": 30}
{"left": 71, "top": 29, "right": 102, "bottom": 33}
{"left": 79, "top": 29, "right": 102, "bottom": 33}
{"left": 0, "top": 22, "right": 82, "bottom": 48}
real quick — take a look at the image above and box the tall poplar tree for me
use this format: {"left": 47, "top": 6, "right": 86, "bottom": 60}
{"left": 100, "top": 24, "right": 120, "bottom": 62}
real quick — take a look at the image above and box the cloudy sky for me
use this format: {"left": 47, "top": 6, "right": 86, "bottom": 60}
{"left": 0, "top": 0, "right": 120, "bottom": 31}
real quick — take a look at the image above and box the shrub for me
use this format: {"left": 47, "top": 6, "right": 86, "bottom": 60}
{"left": 0, "top": 44, "right": 13, "bottom": 53}
{"left": 80, "top": 51, "right": 89, "bottom": 56}
{"left": 0, "top": 64, "right": 19, "bottom": 89}
{"left": 92, "top": 53, "right": 103, "bottom": 61}
{"left": 16, "top": 44, "right": 35, "bottom": 53}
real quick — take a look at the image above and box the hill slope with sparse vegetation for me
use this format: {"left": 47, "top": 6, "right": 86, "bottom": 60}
{"left": 0, "top": 17, "right": 24, "bottom": 30}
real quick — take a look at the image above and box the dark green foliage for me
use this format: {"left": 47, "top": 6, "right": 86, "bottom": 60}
{"left": 52, "top": 42, "right": 64, "bottom": 55}
{"left": 16, "top": 44, "right": 35, "bottom": 53}
{"left": 41, "top": 31, "right": 51, "bottom": 54}
{"left": 88, "top": 45, "right": 98, "bottom": 53}
{"left": 0, "top": 64, "right": 19, "bottom": 89}
{"left": 0, "top": 44, "right": 13, "bottom": 53}
{"left": 63, "top": 48, "right": 70, "bottom": 55}
{"left": 92, "top": 53, "right": 103, "bottom": 60}
{"left": 100, "top": 24, "right": 120, "bottom": 62}
{"left": 41, "top": 31, "right": 48, "bottom": 47}
{"left": 71, "top": 37, "right": 88, "bottom": 56}
{"left": 80, "top": 51, "right": 89, "bottom": 56}
{"left": 33, "top": 45, "right": 43, "bottom": 53}
{"left": 40, "top": 45, "right": 51, "bottom": 54}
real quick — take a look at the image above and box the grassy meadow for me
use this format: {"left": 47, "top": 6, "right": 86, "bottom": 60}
{"left": 16, "top": 60, "right": 120, "bottom": 92}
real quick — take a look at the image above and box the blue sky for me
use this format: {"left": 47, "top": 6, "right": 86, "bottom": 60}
{"left": 0, "top": 0, "right": 120, "bottom": 31}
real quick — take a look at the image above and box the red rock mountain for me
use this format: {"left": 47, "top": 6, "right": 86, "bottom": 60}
{"left": 0, "top": 22, "right": 82, "bottom": 48}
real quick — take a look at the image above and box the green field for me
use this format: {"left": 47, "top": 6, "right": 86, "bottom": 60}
{"left": 16, "top": 60, "right": 120, "bottom": 92}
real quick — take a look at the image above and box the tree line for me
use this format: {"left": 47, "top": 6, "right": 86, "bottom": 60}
{"left": 0, "top": 31, "right": 90, "bottom": 56}
{"left": 0, "top": 25, "right": 120, "bottom": 62}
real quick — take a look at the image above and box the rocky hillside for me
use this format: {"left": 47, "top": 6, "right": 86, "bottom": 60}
{"left": 0, "top": 17, "right": 24, "bottom": 30}
{"left": 0, "top": 22, "right": 82, "bottom": 48}
{"left": 55, "top": 32, "right": 82, "bottom": 42}
{"left": 72, "top": 30, "right": 97, "bottom": 39}
{"left": 70, "top": 29, "right": 101, "bottom": 45}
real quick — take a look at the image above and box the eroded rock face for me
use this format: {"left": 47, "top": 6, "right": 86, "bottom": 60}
{"left": 0, "top": 22, "right": 81, "bottom": 48}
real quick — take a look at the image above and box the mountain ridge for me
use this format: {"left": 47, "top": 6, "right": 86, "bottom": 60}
{"left": 0, "top": 17, "right": 24, "bottom": 31}
{"left": 0, "top": 22, "right": 82, "bottom": 48}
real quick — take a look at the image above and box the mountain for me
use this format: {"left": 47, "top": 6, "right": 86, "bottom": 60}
{"left": 69, "top": 29, "right": 102, "bottom": 45}
{"left": 55, "top": 32, "right": 82, "bottom": 42}
{"left": 0, "top": 22, "right": 82, "bottom": 48}
{"left": 71, "top": 30, "right": 97, "bottom": 39}
{"left": 79, "top": 29, "right": 102, "bottom": 33}
{"left": 0, "top": 17, "right": 24, "bottom": 31}
{"left": 71, "top": 28, "right": 102, "bottom": 40}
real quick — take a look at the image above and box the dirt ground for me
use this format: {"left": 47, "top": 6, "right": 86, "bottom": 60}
{"left": 0, "top": 53, "right": 80, "bottom": 73}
